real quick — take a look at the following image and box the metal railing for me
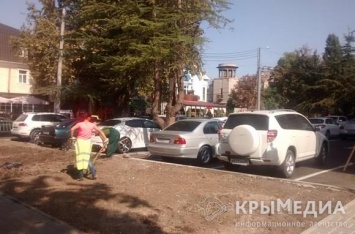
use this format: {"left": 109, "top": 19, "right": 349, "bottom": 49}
{"left": 0, "top": 120, "right": 13, "bottom": 133}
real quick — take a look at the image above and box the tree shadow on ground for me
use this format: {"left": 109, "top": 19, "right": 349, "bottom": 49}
{"left": 0, "top": 175, "right": 165, "bottom": 234}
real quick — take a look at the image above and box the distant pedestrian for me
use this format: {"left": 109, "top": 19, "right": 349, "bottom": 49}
{"left": 70, "top": 112, "right": 108, "bottom": 181}
{"left": 102, "top": 127, "right": 120, "bottom": 158}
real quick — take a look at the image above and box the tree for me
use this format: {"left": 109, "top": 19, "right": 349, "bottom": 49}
{"left": 318, "top": 33, "right": 355, "bottom": 115}
{"left": 12, "top": 0, "right": 232, "bottom": 123}
{"left": 229, "top": 75, "right": 257, "bottom": 110}
{"left": 270, "top": 46, "right": 325, "bottom": 116}
{"left": 11, "top": 0, "right": 69, "bottom": 103}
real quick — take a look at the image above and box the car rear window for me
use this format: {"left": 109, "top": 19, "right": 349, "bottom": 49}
{"left": 309, "top": 119, "right": 324, "bottom": 124}
{"left": 100, "top": 119, "right": 122, "bottom": 126}
{"left": 165, "top": 121, "right": 201, "bottom": 131}
{"left": 14, "top": 114, "right": 28, "bottom": 122}
{"left": 57, "top": 118, "right": 79, "bottom": 128}
{"left": 224, "top": 114, "right": 269, "bottom": 130}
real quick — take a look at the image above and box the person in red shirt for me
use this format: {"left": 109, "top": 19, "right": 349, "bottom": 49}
{"left": 70, "top": 111, "right": 108, "bottom": 181}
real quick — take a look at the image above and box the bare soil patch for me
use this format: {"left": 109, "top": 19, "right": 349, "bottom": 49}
{"left": 0, "top": 139, "right": 354, "bottom": 234}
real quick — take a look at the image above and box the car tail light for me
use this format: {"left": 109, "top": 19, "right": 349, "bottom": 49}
{"left": 150, "top": 135, "right": 155, "bottom": 143}
{"left": 18, "top": 123, "right": 27, "bottom": 127}
{"left": 267, "top": 130, "right": 277, "bottom": 143}
{"left": 218, "top": 129, "right": 222, "bottom": 140}
{"left": 173, "top": 137, "right": 186, "bottom": 145}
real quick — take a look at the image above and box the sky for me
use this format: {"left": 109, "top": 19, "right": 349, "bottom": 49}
{"left": 1, "top": 0, "right": 354, "bottom": 79}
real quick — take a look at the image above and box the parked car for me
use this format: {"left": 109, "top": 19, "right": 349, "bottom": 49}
{"left": 38, "top": 118, "right": 80, "bottom": 149}
{"left": 216, "top": 110, "right": 328, "bottom": 178}
{"left": 148, "top": 118, "right": 223, "bottom": 164}
{"left": 327, "top": 115, "right": 348, "bottom": 126}
{"left": 213, "top": 117, "right": 228, "bottom": 126}
{"left": 340, "top": 119, "right": 355, "bottom": 140}
{"left": 0, "top": 117, "right": 13, "bottom": 133}
{"left": 91, "top": 117, "right": 161, "bottom": 153}
{"left": 11, "top": 112, "right": 68, "bottom": 142}
{"left": 308, "top": 117, "right": 340, "bottom": 139}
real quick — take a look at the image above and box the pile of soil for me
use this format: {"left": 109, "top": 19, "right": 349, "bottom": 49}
{"left": 0, "top": 140, "right": 354, "bottom": 234}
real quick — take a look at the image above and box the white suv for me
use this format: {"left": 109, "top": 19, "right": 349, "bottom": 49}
{"left": 217, "top": 110, "right": 328, "bottom": 178}
{"left": 11, "top": 112, "right": 68, "bottom": 142}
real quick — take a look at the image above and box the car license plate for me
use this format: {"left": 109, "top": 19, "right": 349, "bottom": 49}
{"left": 157, "top": 138, "right": 170, "bottom": 143}
{"left": 230, "top": 158, "right": 249, "bottom": 166}
{"left": 42, "top": 131, "right": 50, "bottom": 135}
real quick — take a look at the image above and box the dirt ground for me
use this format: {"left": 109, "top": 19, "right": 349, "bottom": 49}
{"left": 0, "top": 139, "right": 355, "bottom": 234}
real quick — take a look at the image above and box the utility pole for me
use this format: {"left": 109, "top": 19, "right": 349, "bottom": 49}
{"left": 257, "top": 47, "right": 261, "bottom": 110}
{"left": 54, "top": 8, "right": 66, "bottom": 113}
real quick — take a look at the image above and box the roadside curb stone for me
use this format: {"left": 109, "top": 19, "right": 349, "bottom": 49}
{"left": 0, "top": 192, "right": 83, "bottom": 234}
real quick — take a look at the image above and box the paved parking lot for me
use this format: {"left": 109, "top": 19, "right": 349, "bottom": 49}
{"left": 1, "top": 134, "right": 354, "bottom": 191}
{"left": 131, "top": 138, "right": 355, "bottom": 191}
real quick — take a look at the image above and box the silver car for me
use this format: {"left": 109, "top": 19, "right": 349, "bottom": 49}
{"left": 308, "top": 117, "right": 340, "bottom": 139}
{"left": 340, "top": 119, "right": 355, "bottom": 140}
{"left": 148, "top": 119, "right": 223, "bottom": 164}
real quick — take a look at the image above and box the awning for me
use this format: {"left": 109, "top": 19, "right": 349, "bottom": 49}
{"left": 9, "top": 95, "right": 49, "bottom": 105}
{"left": 182, "top": 100, "right": 225, "bottom": 108}
{"left": 0, "top": 97, "right": 10, "bottom": 103}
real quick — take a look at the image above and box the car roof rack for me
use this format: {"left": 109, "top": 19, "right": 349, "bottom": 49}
{"left": 268, "top": 109, "right": 296, "bottom": 113}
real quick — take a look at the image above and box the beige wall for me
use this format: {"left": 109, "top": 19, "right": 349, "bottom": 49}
{"left": 212, "top": 77, "right": 238, "bottom": 104}
{"left": 0, "top": 61, "right": 31, "bottom": 97}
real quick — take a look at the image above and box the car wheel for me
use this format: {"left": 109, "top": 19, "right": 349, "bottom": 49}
{"left": 316, "top": 142, "right": 328, "bottom": 166}
{"left": 61, "top": 139, "right": 75, "bottom": 151}
{"left": 118, "top": 137, "right": 132, "bottom": 154}
{"left": 223, "top": 161, "right": 240, "bottom": 171}
{"left": 228, "top": 125, "right": 259, "bottom": 156}
{"left": 279, "top": 150, "right": 295, "bottom": 178}
{"left": 325, "top": 130, "right": 330, "bottom": 139}
{"left": 197, "top": 146, "right": 212, "bottom": 165}
{"left": 30, "top": 129, "right": 41, "bottom": 144}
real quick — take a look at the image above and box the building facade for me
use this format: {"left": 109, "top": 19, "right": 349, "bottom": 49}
{"left": 0, "top": 23, "right": 51, "bottom": 117}
{"left": 0, "top": 23, "right": 32, "bottom": 99}
{"left": 208, "top": 63, "right": 238, "bottom": 104}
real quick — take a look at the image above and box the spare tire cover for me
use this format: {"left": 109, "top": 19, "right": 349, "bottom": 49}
{"left": 228, "top": 125, "right": 260, "bottom": 156}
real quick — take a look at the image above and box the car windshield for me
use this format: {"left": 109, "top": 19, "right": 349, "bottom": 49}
{"left": 309, "top": 119, "right": 324, "bottom": 124}
{"left": 99, "top": 119, "right": 122, "bottom": 126}
{"left": 164, "top": 121, "right": 201, "bottom": 132}
{"left": 15, "top": 114, "right": 28, "bottom": 122}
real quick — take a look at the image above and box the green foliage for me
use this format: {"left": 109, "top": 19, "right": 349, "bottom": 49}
{"left": 12, "top": 0, "right": 232, "bottom": 118}
{"left": 206, "top": 109, "right": 213, "bottom": 118}
{"left": 229, "top": 75, "right": 257, "bottom": 110}
{"left": 270, "top": 33, "right": 355, "bottom": 116}
{"left": 226, "top": 97, "right": 235, "bottom": 114}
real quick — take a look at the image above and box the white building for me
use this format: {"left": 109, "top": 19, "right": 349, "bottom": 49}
{"left": 183, "top": 71, "right": 209, "bottom": 101}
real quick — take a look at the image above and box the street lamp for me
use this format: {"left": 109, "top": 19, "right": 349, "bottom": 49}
{"left": 54, "top": 8, "right": 66, "bottom": 113}
{"left": 257, "top": 48, "right": 261, "bottom": 110}
{"left": 256, "top": 47, "right": 269, "bottom": 110}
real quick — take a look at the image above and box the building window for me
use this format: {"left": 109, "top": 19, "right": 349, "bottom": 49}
{"left": 202, "top": 87, "right": 206, "bottom": 101}
{"left": 223, "top": 70, "right": 227, "bottom": 77}
{"left": 19, "top": 49, "right": 28, "bottom": 58}
{"left": 19, "top": 70, "right": 28, "bottom": 84}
